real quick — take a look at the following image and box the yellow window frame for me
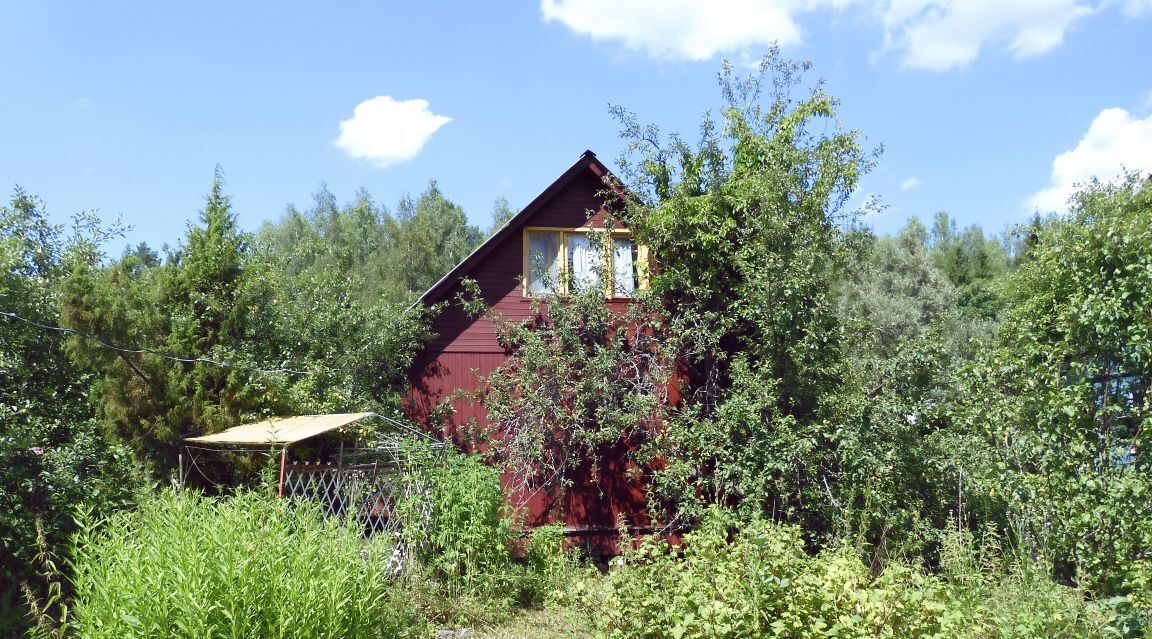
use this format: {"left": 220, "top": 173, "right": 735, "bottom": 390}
{"left": 521, "top": 226, "right": 649, "bottom": 298}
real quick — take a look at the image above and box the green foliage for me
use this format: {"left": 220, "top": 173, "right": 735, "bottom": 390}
{"left": 471, "top": 281, "right": 667, "bottom": 500}
{"left": 386, "top": 182, "right": 482, "bottom": 302}
{"left": 259, "top": 181, "right": 481, "bottom": 305}
{"left": 403, "top": 450, "right": 514, "bottom": 594}
{"left": 393, "top": 448, "right": 580, "bottom": 623}
{"left": 830, "top": 222, "right": 1004, "bottom": 557}
{"left": 60, "top": 170, "right": 268, "bottom": 465}
{"left": 59, "top": 173, "right": 432, "bottom": 473}
{"left": 967, "top": 173, "right": 1152, "bottom": 596}
{"left": 578, "top": 510, "right": 1121, "bottom": 639}
{"left": 238, "top": 249, "right": 431, "bottom": 417}
{"left": 489, "top": 196, "right": 517, "bottom": 234}
{"left": 927, "top": 211, "right": 1012, "bottom": 320}
{"left": 66, "top": 489, "right": 423, "bottom": 639}
{"left": 612, "top": 50, "right": 876, "bottom": 528}
{"left": 521, "top": 524, "right": 571, "bottom": 606}
{"left": 0, "top": 188, "right": 139, "bottom": 636}
{"left": 248, "top": 185, "right": 437, "bottom": 416}
{"left": 840, "top": 225, "right": 965, "bottom": 361}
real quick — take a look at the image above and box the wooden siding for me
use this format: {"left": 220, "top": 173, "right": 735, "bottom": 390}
{"left": 407, "top": 351, "right": 503, "bottom": 431}
{"left": 423, "top": 168, "right": 616, "bottom": 355}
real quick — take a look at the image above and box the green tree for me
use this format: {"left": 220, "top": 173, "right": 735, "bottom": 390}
{"left": 488, "top": 196, "right": 516, "bottom": 235}
{"left": 64, "top": 173, "right": 434, "bottom": 472}
{"left": 259, "top": 185, "right": 398, "bottom": 301}
{"left": 0, "top": 189, "right": 136, "bottom": 636}
{"left": 466, "top": 281, "right": 669, "bottom": 504}
{"left": 260, "top": 181, "right": 479, "bottom": 305}
{"left": 969, "top": 172, "right": 1152, "bottom": 596}
{"left": 833, "top": 222, "right": 1001, "bottom": 557}
{"left": 238, "top": 247, "right": 432, "bottom": 418}
{"left": 607, "top": 51, "right": 877, "bottom": 530}
{"left": 252, "top": 184, "right": 436, "bottom": 416}
{"left": 927, "top": 211, "right": 1011, "bottom": 319}
{"left": 839, "top": 225, "right": 958, "bottom": 360}
{"left": 380, "top": 181, "right": 481, "bottom": 302}
{"left": 62, "top": 169, "right": 267, "bottom": 467}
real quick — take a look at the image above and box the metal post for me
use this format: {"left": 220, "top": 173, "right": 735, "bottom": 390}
{"left": 278, "top": 445, "right": 288, "bottom": 498}
{"left": 336, "top": 440, "right": 345, "bottom": 518}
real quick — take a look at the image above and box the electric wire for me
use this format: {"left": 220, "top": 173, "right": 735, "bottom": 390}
{"left": 0, "top": 310, "right": 312, "bottom": 375}
{"left": 183, "top": 449, "right": 223, "bottom": 487}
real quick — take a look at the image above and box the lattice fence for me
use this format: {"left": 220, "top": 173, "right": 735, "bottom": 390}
{"left": 283, "top": 460, "right": 431, "bottom": 539}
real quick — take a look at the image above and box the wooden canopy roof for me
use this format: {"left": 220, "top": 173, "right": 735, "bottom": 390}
{"left": 183, "top": 412, "right": 375, "bottom": 447}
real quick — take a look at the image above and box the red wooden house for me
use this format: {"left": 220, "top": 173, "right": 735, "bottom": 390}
{"left": 406, "top": 150, "right": 650, "bottom": 548}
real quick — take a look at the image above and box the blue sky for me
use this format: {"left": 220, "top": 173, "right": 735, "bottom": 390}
{"left": 2, "top": 1, "right": 1149, "bottom": 252}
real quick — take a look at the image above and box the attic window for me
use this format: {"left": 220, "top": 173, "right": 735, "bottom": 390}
{"left": 524, "top": 228, "right": 644, "bottom": 298}
{"left": 526, "top": 231, "right": 561, "bottom": 296}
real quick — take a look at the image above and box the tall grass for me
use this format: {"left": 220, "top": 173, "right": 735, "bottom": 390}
{"left": 66, "top": 489, "right": 422, "bottom": 639}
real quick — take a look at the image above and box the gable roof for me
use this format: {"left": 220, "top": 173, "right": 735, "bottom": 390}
{"left": 417, "top": 150, "right": 615, "bottom": 307}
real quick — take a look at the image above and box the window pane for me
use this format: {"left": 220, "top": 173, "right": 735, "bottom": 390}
{"left": 527, "top": 231, "right": 560, "bottom": 295}
{"left": 613, "top": 237, "right": 638, "bottom": 297}
{"left": 567, "top": 233, "right": 602, "bottom": 293}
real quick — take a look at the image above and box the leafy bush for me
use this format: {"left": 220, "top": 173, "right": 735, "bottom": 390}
{"left": 577, "top": 509, "right": 1124, "bottom": 639}
{"left": 64, "top": 489, "right": 422, "bottom": 639}
{"left": 613, "top": 51, "right": 877, "bottom": 531}
{"left": 396, "top": 449, "right": 579, "bottom": 624}
{"left": 1, "top": 188, "right": 140, "bottom": 638}
{"left": 504, "top": 523, "right": 578, "bottom": 610}
{"left": 406, "top": 450, "right": 513, "bottom": 590}
{"left": 965, "top": 174, "right": 1152, "bottom": 596}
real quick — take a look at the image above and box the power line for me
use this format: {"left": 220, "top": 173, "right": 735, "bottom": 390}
{"left": 0, "top": 310, "right": 312, "bottom": 376}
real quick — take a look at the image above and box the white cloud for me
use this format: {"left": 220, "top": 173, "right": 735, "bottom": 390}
{"left": 880, "top": 0, "right": 1096, "bottom": 71}
{"left": 1028, "top": 107, "right": 1152, "bottom": 212}
{"left": 541, "top": 0, "right": 1138, "bottom": 71}
{"left": 540, "top": 0, "right": 809, "bottom": 61}
{"left": 1122, "top": 0, "right": 1152, "bottom": 16}
{"left": 900, "top": 176, "right": 920, "bottom": 191}
{"left": 335, "top": 96, "right": 451, "bottom": 168}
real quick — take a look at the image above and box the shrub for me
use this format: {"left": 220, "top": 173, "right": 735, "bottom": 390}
{"left": 65, "top": 489, "right": 422, "bottom": 639}
{"left": 406, "top": 451, "right": 512, "bottom": 590}
{"left": 517, "top": 524, "right": 573, "bottom": 608}
{"left": 577, "top": 509, "right": 1125, "bottom": 639}
{"left": 395, "top": 449, "right": 581, "bottom": 625}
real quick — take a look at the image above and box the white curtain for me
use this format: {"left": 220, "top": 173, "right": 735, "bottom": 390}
{"left": 527, "top": 231, "right": 560, "bottom": 295}
{"left": 567, "top": 233, "right": 601, "bottom": 292}
{"left": 613, "top": 237, "right": 636, "bottom": 296}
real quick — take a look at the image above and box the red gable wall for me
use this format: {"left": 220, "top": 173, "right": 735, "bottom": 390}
{"left": 405, "top": 153, "right": 649, "bottom": 550}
